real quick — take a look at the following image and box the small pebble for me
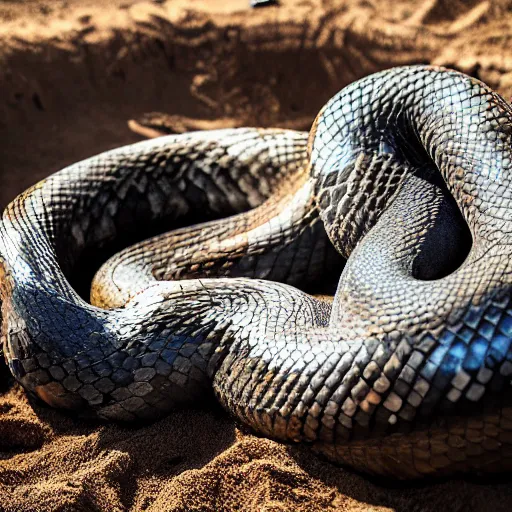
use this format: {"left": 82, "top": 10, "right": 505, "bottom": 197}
{"left": 250, "top": 0, "right": 279, "bottom": 8}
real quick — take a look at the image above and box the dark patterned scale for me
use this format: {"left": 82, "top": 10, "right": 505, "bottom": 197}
{"left": 1, "top": 67, "right": 512, "bottom": 478}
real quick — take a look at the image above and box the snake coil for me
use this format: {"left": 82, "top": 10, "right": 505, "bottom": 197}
{"left": 1, "top": 66, "right": 512, "bottom": 478}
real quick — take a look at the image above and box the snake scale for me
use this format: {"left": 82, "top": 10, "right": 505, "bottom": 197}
{"left": 1, "top": 65, "right": 512, "bottom": 479}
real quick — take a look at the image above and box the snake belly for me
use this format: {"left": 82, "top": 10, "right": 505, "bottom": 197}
{"left": 1, "top": 66, "right": 512, "bottom": 479}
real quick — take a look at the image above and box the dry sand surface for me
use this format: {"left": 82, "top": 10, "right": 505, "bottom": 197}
{"left": 1, "top": 0, "right": 512, "bottom": 510}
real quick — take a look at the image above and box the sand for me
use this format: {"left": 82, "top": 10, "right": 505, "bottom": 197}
{"left": 0, "top": 0, "right": 512, "bottom": 510}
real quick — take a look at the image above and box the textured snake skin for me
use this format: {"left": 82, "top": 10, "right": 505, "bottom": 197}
{"left": 1, "top": 66, "right": 512, "bottom": 479}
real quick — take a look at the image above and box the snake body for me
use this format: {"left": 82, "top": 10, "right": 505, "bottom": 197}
{"left": 1, "top": 66, "right": 512, "bottom": 478}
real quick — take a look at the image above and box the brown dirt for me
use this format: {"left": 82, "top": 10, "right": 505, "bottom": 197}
{"left": 1, "top": 0, "right": 512, "bottom": 510}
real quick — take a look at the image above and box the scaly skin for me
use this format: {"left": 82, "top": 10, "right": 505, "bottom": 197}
{"left": 1, "top": 66, "right": 512, "bottom": 478}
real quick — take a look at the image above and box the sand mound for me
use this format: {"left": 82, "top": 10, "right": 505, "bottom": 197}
{"left": 1, "top": 0, "right": 512, "bottom": 510}
{"left": 1, "top": 384, "right": 512, "bottom": 511}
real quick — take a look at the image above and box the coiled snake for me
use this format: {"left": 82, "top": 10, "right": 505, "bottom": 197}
{"left": 1, "top": 66, "right": 512, "bottom": 479}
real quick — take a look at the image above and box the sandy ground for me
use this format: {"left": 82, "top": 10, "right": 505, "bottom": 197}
{"left": 1, "top": 0, "right": 512, "bottom": 510}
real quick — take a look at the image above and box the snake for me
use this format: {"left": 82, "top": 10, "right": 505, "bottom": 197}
{"left": 1, "top": 65, "right": 512, "bottom": 479}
